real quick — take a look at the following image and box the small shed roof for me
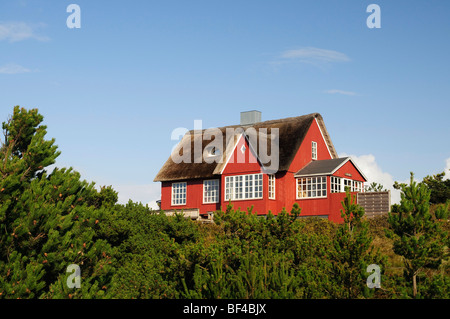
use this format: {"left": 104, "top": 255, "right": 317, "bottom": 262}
{"left": 294, "top": 158, "right": 349, "bottom": 177}
{"left": 294, "top": 157, "right": 367, "bottom": 181}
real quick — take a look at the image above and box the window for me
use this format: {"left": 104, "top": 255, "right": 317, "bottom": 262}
{"left": 343, "top": 179, "right": 352, "bottom": 192}
{"left": 245, "top": 175, "right": 253, "bottom": 199}
{"left": 352, "top": 180, "right": 363, "bottom": 192}
{"left": 297, "top": 176, "right": 327, "bottom": 199}
{"left": 254, "top": 174, "right": 263, "bottom": 198}
{"left": 172, "top": 182, "right": 186, "bottom": 205}
{"left": 225, "top": 174, "right": 263, "bottom": 200}
{"left": 203, "top": 179, "right": 219, "bottom": 203}
{"left": 225, "top": 176, "right": 233, "bottom": 201}
{"left": 312, "top": 141, "right": 317, "bottom": 160}
{"left": 331, "top": 176, "right": 342, "bottom": 193}
{"left": 268, "top": 174, "right": 275, "bottom": 199}
{"left": 330, "top": 177, "right": 363, "bottom": 193}
{"left": 206, "top": 146, "right": 221, "bottom": 157}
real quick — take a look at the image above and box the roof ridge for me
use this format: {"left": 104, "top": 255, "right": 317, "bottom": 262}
{"left": 189, "top": 112, "right": 320, "bottom": 133}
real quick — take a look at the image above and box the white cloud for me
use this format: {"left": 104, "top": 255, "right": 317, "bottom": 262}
{"left": 280, "top": 47, "right": 350, "bottom": 63}
{"left": 340, "top": 153, "right": 401, "bottom": 204}
{"left": 0, "top": 21, "right": 49, "bottom": 42}
{"left": 444, "top": 157, "right": 450, "bottom": 180}
{"left": 325, "top": 89, "right": 357, "bottom": 96}
{"left": 147, "top": 200, "right": 160, "bottom": 210}
{"left": 0, "top": 63, "right": 31, "bottom": 74}
{"left": 269, "top": 47, "right": 350, "bottom": 71}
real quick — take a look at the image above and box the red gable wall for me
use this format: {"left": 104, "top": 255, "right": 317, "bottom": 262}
{"left": 220, "top": 133, "right": 268, "bottom": 215}
{"left": 222, "top": 133, "right": 262, "bottom": 175}
{"left": 288, "top": 118, "right": 333, "bottom": 173}
{"left": 273, "top": 118, "right": 334, "bottom": 215}
{"left": 332, "top": 160, "right": 366, "bottom": 182}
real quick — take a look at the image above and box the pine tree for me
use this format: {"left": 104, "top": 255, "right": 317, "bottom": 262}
{"left": 387, "top": 172, "right": 449, "bottom": 298}
{"left": 0, "top": 106, "right": 116, "bottom": 298}
{"left": 422, "top": 172, "right": 450, "bottom": 205}
{"left": 328, "top": 190, "right": 385, "bottom": 298}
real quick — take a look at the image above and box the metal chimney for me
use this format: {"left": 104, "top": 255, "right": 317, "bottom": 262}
{"left": 240, "top": 110, "right": 261, "bottom": 125}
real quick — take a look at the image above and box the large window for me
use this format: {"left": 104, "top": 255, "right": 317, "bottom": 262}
{"left": 297, "top": 176, "right": 327, "bottom": 199}
{"left": 225, "top": 174, "right": 263, "bottom": 200}
{"left": 172, "top": 182, "right": 186, "bottom": 205}
{"left": 203, "top": 179, "right": 220, "bottom": 203}
{"left": 331, "top": 177, "right": 363, "bottom": 193}
{"left": 268, "top": 174, "right": 275, "bottom": 199}
{"left": 331, "top": 176, "right": 341, "bottom": 193}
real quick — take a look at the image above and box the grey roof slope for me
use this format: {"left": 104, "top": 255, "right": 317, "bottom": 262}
{"left": 294, "top": 158, "right": 349, "bottom": 177}
{"left": 294, "top": 157, "right": 368, "bottom": 181}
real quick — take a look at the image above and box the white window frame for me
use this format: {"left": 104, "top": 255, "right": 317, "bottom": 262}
{"left": 254, "top": 174, "right": 263, "bottom": 198}
{"left": 330, "top": 177, "right": 364, "bottom": 193}
{"left": 331, "top": 176, "right": 342, "bottom": 193}
{"left": 235, "top": 175, "right": 243, "bottom": 199}
{"left": 311, "top": 141, "right": 317, "bottom": 160}
{"left": 343, "top": 178, "right": 352, "bottom": 192}
{"left": 296, "top": 176, "right": 327, "bottom": 199}
{"left": 268, "top": 174, "right": 276, "bottom": 199}
{"left": 352, "top": 180, "right": 363, "bottom": 192}
{"left": 171, "top": 182, "right": 187, "bottom": 206}
{"left": 225, "top": 176, "right": 233, "bottom": 201}
{"left": 225, "top": 174, "right": 263, "bottom": 201}
{"left": 203, "top": 179, "right": 220, "bottom": 204}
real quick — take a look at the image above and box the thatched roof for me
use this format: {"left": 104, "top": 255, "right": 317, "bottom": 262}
{"left": 154, "top": 113, "right": 337, "bottom": 182}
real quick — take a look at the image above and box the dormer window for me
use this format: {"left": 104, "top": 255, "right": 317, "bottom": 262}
{"left": 312, "top": 141, "right": 317, "bottom": 160}
{"left": 206, "top": 146, "right": 221, "bottom": 157}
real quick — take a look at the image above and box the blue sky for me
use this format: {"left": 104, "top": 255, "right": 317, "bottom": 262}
{"left": 1, "top": 0, "right": 449, "bottom": 205}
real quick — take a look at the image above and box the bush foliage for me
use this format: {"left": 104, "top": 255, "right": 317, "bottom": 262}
{"left": 1, "top": 106, "right": 449, "bottom": 299}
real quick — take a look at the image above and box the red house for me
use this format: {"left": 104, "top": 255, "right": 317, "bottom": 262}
{"left": 154, "top": 111, "right": 367, "bottom": 223}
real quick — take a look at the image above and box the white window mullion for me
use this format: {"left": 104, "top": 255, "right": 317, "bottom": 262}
{"left": 312, "top": 141, "right": 317, "bottom": 160}
{"left": 172, "top": 182, "right": 187, "bottom": 205}
{"left": 235, "top": 175, "right": 242, "bottom": 199}
{"left": 225, "top": 173, "right": 263, "bottom": 200}
{"left": 296, "top": 176, "right": 327, "bottom": 199}
{"left": 203, "top": 179, "right": 219, "bottom": 204}
{"left": 268, "top": 174, "right": 275, "bottom": 199}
